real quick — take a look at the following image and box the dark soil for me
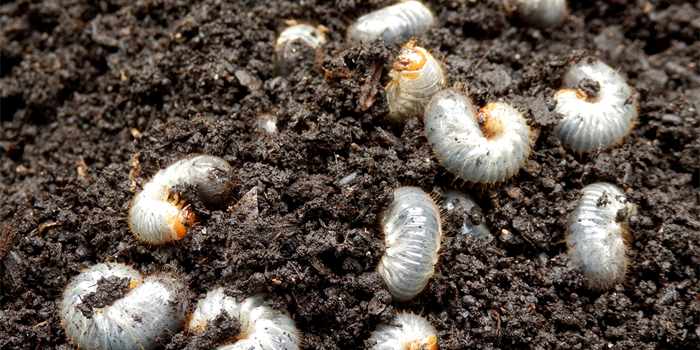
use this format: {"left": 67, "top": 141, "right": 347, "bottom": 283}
{"left": 1, "top": 0, "right": 699, "bottom": 349}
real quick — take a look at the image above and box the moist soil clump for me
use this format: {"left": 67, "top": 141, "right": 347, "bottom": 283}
{"left": 1, "top": 0, "right": 699, "bottom": 349}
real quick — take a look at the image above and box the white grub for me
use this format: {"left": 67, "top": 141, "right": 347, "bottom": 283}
{"left": 129, "top": 155, "right": 234, "bottom": 244}
{"left": 444, "top": 190, "right": 490, "bottom": 238}
{"left": 508, "top": 0, "right": 567, "bottom": 28}
{"left": 60, "top": 263, "right": 188, "bottom": 350}
{"left": 378, "top": 187, "right": 442, "bottom": 301}
{"left": 553, "top": 57, "right": 637, "bottom": 153}
{"left": 275, "top": 22, "right": 327, "bottom": 77}
{"left": 386, "top": 40, "right": 445, "bottom": 123}
{"left": 347, "top": 1, "right": 434, "bottom": 45}
{"left": 369, "top": 313, "right": 438, "bottom": 350}
{"left": 424, "top": 88, "right": 531, "bottom": 184}
{"left": 566, "top": 182, "right": 637, "bottom": 291}
{"left": 188, "top": 287, "right": 300, "bottom": 350}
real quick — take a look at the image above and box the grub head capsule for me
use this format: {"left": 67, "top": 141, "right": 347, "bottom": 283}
{"left": 369, "top": 313, "right": 438, "bottom": 350}
{"left": 347, "top": 1, "right": 434, "bottom": 45}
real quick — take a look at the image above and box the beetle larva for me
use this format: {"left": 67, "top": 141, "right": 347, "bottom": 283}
{"left": 378, "top": 187, "right": 442, "bottom": 301}
{"left": 369, "top": 313, "right": 438, "bottom": 350}
{"left": 444, "top": 190, "right": 490, "bottom": 238}
{"left": 424, "top": 88, "right": 531, "bottom": 184}
{"left": 347, "top": 1, "right": 434, "bottom": 45}
{"left": 508, "top": 0, "right": 567, "bottom": 28}
{"left": 60, "top": 263, "right": 188, "bottom": 350}
{"left": 553, "top": 57, "right": 637, "bottom": 153}
{"left": 566, "top": 182, "right": 637, "bottom": 291}
{"left": 385, "top": 40, "right": 445, "bottom": 123}
{"left": 129, "top": 155, "right": 234, "bottom": 244}
{"left": 188, "top": 287, "right": 300, "bottom": 350}
{"left": 274, "top": 22, "right": 327, "bottom": 77}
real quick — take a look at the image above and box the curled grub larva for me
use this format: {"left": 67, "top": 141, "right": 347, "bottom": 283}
{"left": 188, "top": 287, "right": 300, "bottom": 350}
{"left": 60, "top": 263, "right": 188, "bottom": 350}
{"left": 553, "top": 57, "right": 637, "bottom": 153}
{"left": 378, "top": 187, "right": 442, "bottom": 301}
{"left": 444, "top": 190, "right": 490, "bottom": 238}
{"left": 129, "top": 155, "right": 234, "bottom": 244}
{"left": 347, "top": 1, "right": 434, "bottom": 45}
{"left": 507, "top": 0, "right": 567, "bottom": 28}
{"left": 424, "top": 88, "right": 531, "bottom": 184}
{"left": 385, "top": 40, "right": 445, "bottom": 123}
{"left": 274, "top": 23, "right": 327, "bottom": 77}
{"left": 369, "top": 313, "right": 438, "bottom": 350}
{"left": 566, "top": 182, "right": 637, "bottom": 291}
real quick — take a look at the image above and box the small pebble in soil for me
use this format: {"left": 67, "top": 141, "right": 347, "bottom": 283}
{"left": 424, "top": 88, "right": 532, "bottom": 183}
{"left": 188, "top": 287, "right": 300, "bottom": 350}
{"left": 566, "top": 182, "right": 637, "bottom": 291}
{"left": 553, "top": 57, "right": 637, "bottom": 153}
{"left": 385, "top": 39, "right": 445, "bottom": 123}
{"left": 60, "top": 263, "right": 188, "bottom": 350}
{"left": 378, "top": 187, "right": 442, "bottom": 301}
{"left": 129, "top": 155, "right": 234, "bottom": 244}
{"left": 368, "top": 312, "right": 438, "bottom": 350}
{"left": 347, "top": 1, "right": 434, "bottom": 45}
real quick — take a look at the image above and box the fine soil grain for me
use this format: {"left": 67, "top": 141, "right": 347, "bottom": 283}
{"left": 1, "top": 0, "right": 699, "bottom": 349}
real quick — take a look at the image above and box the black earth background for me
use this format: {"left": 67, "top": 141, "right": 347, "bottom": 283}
{"left": 1, "top": 0, "right": 699, "bottom": 349}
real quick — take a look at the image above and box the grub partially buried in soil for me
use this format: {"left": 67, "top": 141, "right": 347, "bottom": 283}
{"left": 1, "top": 0, "right": 699, "bottom": 349}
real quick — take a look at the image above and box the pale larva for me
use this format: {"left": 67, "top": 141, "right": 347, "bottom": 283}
{"left": 274, "top": 23, "right": 327, "bottom": 77}
{"left": 188, "top": 287, "right": 300, "bottom": 350}
{"left": 129, "top": 155, "right": 234, "bottom": 244}
{"left": 424, "top": 88, "right": 532, "bottom": 184}
{"left": 60, "top": 263, "right": 188, "bottom": 350}
{"left": 369, "top": 313, "right": 438, "bottom": 350}
{"left": 385, "top": 40, "right": 445, "bottom": 123}
{"left": 347, "top": 1, "right": 434, "bottom": 45}
{"left": 444, "top": 190, "right": 490, "bottom": 238}
{"left": 553, "top": 57, "right": 637, "bottom": 153}
{"left": 507, "top": 0, "right": 567, "bottom": 28}
{"left": 378, "top": 187, "right": 442, "bottom": 301}
{"left": 566, "top": 182, "right": 637, "bottom": 291}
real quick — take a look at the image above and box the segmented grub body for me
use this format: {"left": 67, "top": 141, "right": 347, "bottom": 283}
{"left": 129, "top": 155, "right": 234, "bottom": 244}
{"left": 347, "top": 1, "right": 434, "bottom": 45}
{"left": 369, "top": 313, "right": 438, "bottom": 350}
{"left": 188, "top": 287, "right": 300, "bottom": 350}
{"left": 60, "top": 263, "right": 188, "bottom": 350}
{"left": 378, "top": 187, "right": 442, "bottom": 301}
{"left": 566, "top": 182, "right": 637, "bottom": 291}
{"left": 275, "top": 23, "right": 327, "bottom": 77}
{"left": 424, "top": 89, "right": 531, "bottom": 183}
{"left": 386, "top": 42, "right": 445, "bottom": 123}
{"left": 553, "top": 57, "right": 637, "bottom": 153}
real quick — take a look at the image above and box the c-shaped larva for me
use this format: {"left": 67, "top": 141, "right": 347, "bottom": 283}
{"left": 553, "top": 57, "right": 637, "bottom": 153}
{"left": 566, "top": 182, "right": 637, "bottom": 291}
{"left": 424, "top": 88, "right": 532, "bottom": 184}
{"left": 369, "top": 313, "right": 438, "bottom": 350}
{"left": 188, "top": 287, "right": 300, "bottom": 350}
{"left": 60, "top": 263, "right": 188, "bottom": 350}
{"left": 378, "top": 187, "right": 442, "bottom": 301}
{"left": 347, "top": 1, "right": 434, "bottom": 45}
{"left": 507, "top": 0, "right": 567, "bottom": 28}
{"left": 385, "top": 40, "right": 445, "bottom": 123}
{"left": 274, "top": 23, "right": 327, "bottom": 77}
{"left": 444, "top": 190, "right": 490, "bottom": 238}
{"left": 129, "top": 155, "right": 234, "bottom": 244}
